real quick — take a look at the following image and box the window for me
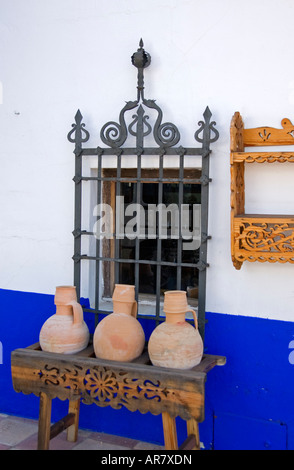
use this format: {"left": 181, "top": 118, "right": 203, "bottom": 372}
{"left": 68, "top": 41, "right": 219, "bottom": 337}
{"left": 101, "top": 168, "right": 201, "bottom": 310}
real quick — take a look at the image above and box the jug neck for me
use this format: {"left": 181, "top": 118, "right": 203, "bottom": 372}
{"left": 56, "top": 305, "right": 73, "bottom": 316}
{"left": 113, "top": 300, "right": 136, "bottom": 317}
{"left": 165, "top": 311, "right": 186, "bottom": 324}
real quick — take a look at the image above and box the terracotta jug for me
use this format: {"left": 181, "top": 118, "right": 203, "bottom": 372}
{"left": 39, "top": 286, "right": 90, "bottom": 354}
{"left": 93, "top": 284, "right": 145, "bottom": 362}
{"left": 148, "top": 290, "right": 203, "bottom": 369}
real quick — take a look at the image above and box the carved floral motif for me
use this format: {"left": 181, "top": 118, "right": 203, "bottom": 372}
{"left": 12, "top": 346, "right": 222, "bottom": 423}
{"left": 83, "top": 367, "right": 119, "bottom": 402}
{"left": 33, "top": 361, "right": 191, "bottom": 417}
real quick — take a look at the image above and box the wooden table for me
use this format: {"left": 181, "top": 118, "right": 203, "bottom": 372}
{"left": 11, "top": 342, "right": 225, "bottom": 450}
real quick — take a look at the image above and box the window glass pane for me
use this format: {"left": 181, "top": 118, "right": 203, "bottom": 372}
{"left": 119, "top": 261, "right": 134, "bottom": 286}
{"left": 117, "top": 180, "right": 200, "bottom": 299}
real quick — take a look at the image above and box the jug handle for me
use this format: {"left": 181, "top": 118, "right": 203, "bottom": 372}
{"left": 186, "top": 309, "right": 198, "bottom": 329}
{"left": 131, "top": 301, "right": 137, "bottom": 318}
{"left": 67, "top": 300, "right": 83, "bottom": 325}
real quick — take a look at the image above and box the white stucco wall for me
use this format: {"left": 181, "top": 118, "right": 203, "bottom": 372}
{"left": 1, "top": 0, "right": 294, "bottom": 321}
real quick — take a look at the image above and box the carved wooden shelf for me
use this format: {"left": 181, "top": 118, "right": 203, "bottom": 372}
{"left": 230, "top": 112, "right": 294, "bottom": 270}
{"left": 11, "top": 342, "right": 225, "bottom": 450}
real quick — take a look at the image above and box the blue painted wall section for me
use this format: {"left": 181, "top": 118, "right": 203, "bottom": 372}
{"left": 203, "top": 311, "right": 294, "bottom": 449}
{"left": 1, "top": 288, "right": 294, "bottom": 449}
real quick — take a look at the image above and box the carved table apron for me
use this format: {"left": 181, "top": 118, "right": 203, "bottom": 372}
{"left": 11, "top": 343, "right": 225, "bottom": 450}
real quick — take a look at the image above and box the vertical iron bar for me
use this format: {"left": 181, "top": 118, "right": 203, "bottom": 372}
{"left": 135, "top": 153, "right": 141, "bottom": 303}
{"left": 115, "top": 152, "right": 122, "bottom": 285}
{"left": 95, "top": 151, "right": 102, "bottom": 326}
{"left": 69, "top": 110, "right": 89, "bottom": 302}
{"left": 198, "top": 126, "right": 211, "bottom": 341}
{"left": 177, "top": 153, "right": 184, "bottom": 290}
{"left": 73, "top": 152, "right": 82, "bottom": 300}
{"left": 134, "top": 91, "right": 144, "bottom": 304}
{"left": 156, "top": 153, "right": 164, "bottom": 324}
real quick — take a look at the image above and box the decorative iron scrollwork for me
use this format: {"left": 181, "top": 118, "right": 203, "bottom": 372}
{"left": 194, "top": 106, "right": 219, "bottom": 144}
{"left": 128, "top": 105, "right": 152, "bottom": 139}
{"left": 99, "top": 40, "right": 181, "bottom": 149}
{"left": 100, "top": 100, "right": 138, "bottom": 148}
{"left": 143, "top": 98, "right": 180, "bottom": 147}
{"left": 67, "top": 109, "right": 90, "bottom": 147}
{"left": 67, "top": 40, "right": 219, "bottom": 155}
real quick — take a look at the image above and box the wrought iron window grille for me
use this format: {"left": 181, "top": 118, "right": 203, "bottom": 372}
{"left": 67, "top": 40, "right": 219, "bottom": 339}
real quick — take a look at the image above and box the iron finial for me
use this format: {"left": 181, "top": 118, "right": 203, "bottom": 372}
{"left": 131, "top": 39, "right": 151, "bottom": 101}
{"left": 131, "top": 39, "right": 151, "bottom": 69}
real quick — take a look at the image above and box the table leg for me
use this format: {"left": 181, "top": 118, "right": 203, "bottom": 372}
{"left": 67, "top": 399, "right": 80, "bottom": 442}
{"left": 38, "top": 392, "right": 52, "bottom": 450}
{"left": 187, "top": 419, "right": 200, "bottom": 450}
{"left": 162, "top": 412, "right": 178, "bottom": 450}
